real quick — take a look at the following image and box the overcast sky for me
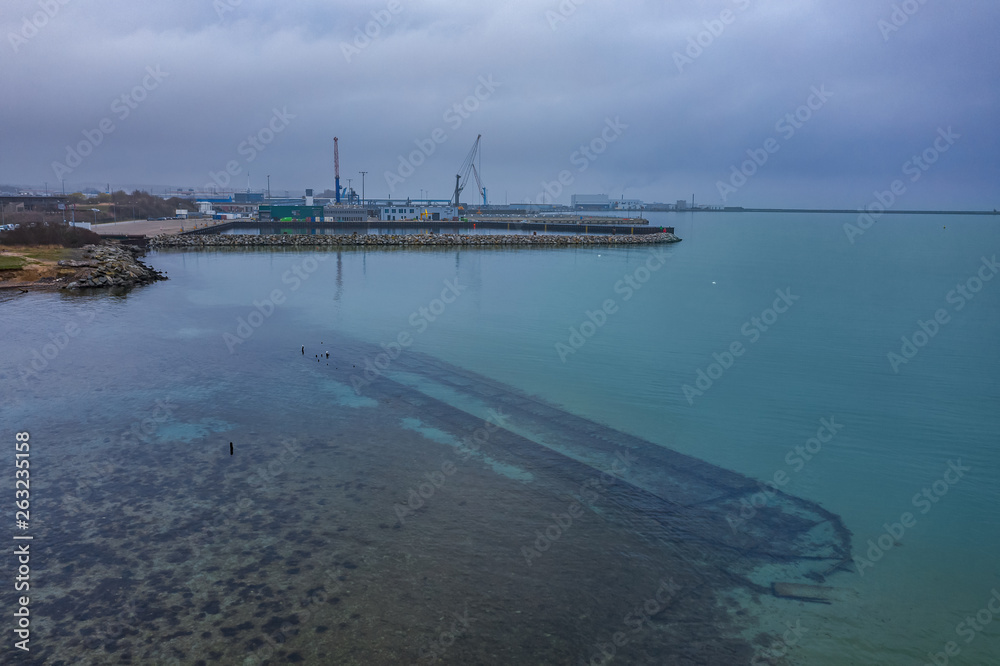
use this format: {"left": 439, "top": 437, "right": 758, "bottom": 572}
{"left": 1, "top": 0, "right": 997, "bottom": 208}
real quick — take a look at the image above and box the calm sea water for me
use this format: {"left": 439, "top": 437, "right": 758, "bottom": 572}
{"left": 2, "top": 211, "right": 998, "bottom": 664}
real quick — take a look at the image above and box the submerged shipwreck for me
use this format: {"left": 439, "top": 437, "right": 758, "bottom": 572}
{"left": 33, "top": 335, "right": 853, "bottom": 664}
{"left": 352, "top": 342, "right": 854, "bottom": 600}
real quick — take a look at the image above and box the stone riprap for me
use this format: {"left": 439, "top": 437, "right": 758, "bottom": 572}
{"left": 149, "top": 232, "right": 682, "bottom": 249}
{"left": 63, "top": 244, "right": 167, "bottom": 289}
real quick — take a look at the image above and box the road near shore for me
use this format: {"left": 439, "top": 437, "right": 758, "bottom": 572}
{"left": 93, "top": 218, "right": 224, "bottom": 237}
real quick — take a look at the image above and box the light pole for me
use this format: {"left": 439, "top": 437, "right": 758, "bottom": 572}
{"left": 91, "top": 208, "right": 99, "bottom": 225}
{"left": 359, "top": 171, "right": 367, "bottom": 213}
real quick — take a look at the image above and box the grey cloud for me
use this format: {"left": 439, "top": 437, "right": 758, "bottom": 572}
{"left": 0, "top": 0, "right": 996, "bottom": 207}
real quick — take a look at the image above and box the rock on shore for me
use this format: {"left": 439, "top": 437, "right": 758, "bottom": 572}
{"left": 149, "top": 231, "right": 682, "bottom": 248}
{"left": 62, "top": 244, "right": 167, "bottom": 289}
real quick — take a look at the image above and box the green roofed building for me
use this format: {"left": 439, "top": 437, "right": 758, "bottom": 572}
{"left": 259, "top": 204, "right": 324, "bottom": 222}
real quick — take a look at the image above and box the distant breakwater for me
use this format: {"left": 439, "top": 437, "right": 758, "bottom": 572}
{"left": 150, "top": 232, "right": 682, "bottom": 249}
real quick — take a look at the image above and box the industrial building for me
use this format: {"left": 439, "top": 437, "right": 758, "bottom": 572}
{"left": 324, "top": 207, "right": 367, "bottom": 222}
{"left": 380, "top": 203, "right": 458, "bottom": 221}
{"left": 570, "top": 194, "right": 610, "bottom": 210}
{"left": 257, "top": 205, "right": 367, "bottom": 223}
{"left": 251, "top": 188, "right": 365, "bottom": 223}
{"left": 258, "top": 204, "right": 324, "bottom": 222}
{"left": 0, "top": 194, "right": 68, "bottom": 213}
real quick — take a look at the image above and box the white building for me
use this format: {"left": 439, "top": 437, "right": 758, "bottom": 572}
{"left": 571, "top": 194, "right": 610, "bottom": 210}
{"left": 324, "top": 206, "right": 367, "bottom": 222}
{"left": 380, "top": 204, "right": 458, "bottom": 221}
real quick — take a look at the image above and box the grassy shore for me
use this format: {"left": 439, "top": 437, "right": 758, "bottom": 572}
{"left": 0, "top": 245, "right": 82, "bottom": 289}
{"left": 0, "top": 255, "right": 27, "bottom": 270}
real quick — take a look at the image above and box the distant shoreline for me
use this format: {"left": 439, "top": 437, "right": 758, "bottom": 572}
{"left": 678, "top": 207, "right": 999, "bottom": 215}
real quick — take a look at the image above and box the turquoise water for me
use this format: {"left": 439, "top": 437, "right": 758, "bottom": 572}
{"left": 2, "top": 212, "right": 998, "bottom": 664}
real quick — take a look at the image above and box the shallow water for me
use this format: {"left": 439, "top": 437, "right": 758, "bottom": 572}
{"left": 2, "top": 211, "right": 998, "bottom": 664}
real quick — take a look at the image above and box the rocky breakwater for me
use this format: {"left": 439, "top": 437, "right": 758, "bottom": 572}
{"left": 62, "top": 244, "right": 167, "bottom": 289}
{"left": 150, "top": 231, "right": 682, "bottom": 248}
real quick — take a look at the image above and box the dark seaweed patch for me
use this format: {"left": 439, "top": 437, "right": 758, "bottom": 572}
{"left": 261, "top": 614, "right": 300, "bottom": 634}
{"left": 162, "top": 630, "right": 193, "bottom": 640}
{"left": 220, "top": 621, "right": 255, "bottom": 637}
{"left": 245, "top": 637, "right": 266, "bottom": 651}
